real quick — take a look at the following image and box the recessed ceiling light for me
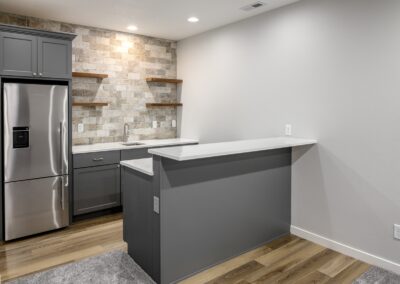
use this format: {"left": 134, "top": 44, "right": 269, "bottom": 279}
{"left": 127, "top": 25, "right": 138, "bottom": 31}
{"left": 187, "top": 17, "right": 199, "bottom": 23}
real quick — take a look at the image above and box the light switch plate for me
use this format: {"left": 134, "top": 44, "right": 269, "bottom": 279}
{"left": 172, "top": 120, "right": 177, "bottom": 128}
{"left": 394, "top": 224, "right": 400, "bottom": 240}
{"left": 152, "top": 121, "right": 157, "bottom": 128}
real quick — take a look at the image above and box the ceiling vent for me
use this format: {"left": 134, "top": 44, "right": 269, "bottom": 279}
{"left": 240, "top": 1, "right": 266, "bottom": 12}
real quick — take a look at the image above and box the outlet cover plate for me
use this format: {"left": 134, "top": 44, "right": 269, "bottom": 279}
{"left": 394, "top": 224, "right": 400, "bottom": 240}
{"left": 153, "top": 196, "right": 160, "bottom": 214}
{"left": 78, "top": 123, "right": 84, "bottom": 133}
{"left": 285, "top": 124, "right": 292, "bottom": 136}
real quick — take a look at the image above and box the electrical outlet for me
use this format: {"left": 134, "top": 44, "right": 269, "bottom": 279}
{"left": 153, "top": 196, "right": 160, "bottom": 214}
{"left": 394, "top": 224, "right": 400, "bottom": 240}
{"left": 152, "top": 121, "right": 158, "bottom": 128}
{"left": 78, "top": 123, "right": 84, "bottom": 133}
{"left": 285, "top": 124, "right": 292, "bottom": 136}
{"left": 172, "top": 120, "right": 177, "bottom": 128}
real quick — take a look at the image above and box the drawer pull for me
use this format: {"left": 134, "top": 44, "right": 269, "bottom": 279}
{"left": 92, "top": 157, "right": 104, "bottom": 162}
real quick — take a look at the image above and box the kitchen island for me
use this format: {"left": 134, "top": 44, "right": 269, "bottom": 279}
{"left": 121, "top": 137, "right": 316, "bottom": 283}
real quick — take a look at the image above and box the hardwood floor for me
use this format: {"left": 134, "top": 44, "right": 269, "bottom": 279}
{"left": 182, "top": 236, "right": 370, "bottom": 284}
{"left": 0, "top": 214, "right": 370, "bottom": 283}
{"left": 0, "top": 213, "right": 126, "bottom": 282}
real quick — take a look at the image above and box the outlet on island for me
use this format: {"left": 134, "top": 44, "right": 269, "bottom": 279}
{"left": 152, "top": 121, "right": 158, "bottom": 128}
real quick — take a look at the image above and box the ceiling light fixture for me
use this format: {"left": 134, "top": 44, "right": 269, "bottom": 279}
{"left": 127, "top": 25, "right": 138, "bottom": 31}
{"left": 187, "top": 17, "right": 199, "bottom": 23}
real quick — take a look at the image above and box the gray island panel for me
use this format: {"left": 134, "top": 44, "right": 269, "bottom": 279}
{"left": 158, "top": 148, "right": 291, "bottom": 283}
{"left": 122, "top": 166, "right": 159, "bottom": 282}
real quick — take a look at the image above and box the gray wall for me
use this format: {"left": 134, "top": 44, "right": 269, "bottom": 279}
{"left": 177, "top": 0, "right": 400, "bottom": 265}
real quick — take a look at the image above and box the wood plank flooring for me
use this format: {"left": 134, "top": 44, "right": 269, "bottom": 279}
{"left": 0, "top": 213, "right": 126, "bottom": 282}
{"left": 182, "top": 236, "right": 370, "bottom": 284}
{"left": 0, "top": 214, "right": 370, "bottom": 283}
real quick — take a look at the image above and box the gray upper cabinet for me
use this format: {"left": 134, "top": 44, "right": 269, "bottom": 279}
{"left": 0, "top": 24, "right": 75, "bottom": 79}
{"left": 0, "top": 32, "right": 37, "bottom": 77}
{"left": 38, "top": 37, "right": 72, "bottom": 79}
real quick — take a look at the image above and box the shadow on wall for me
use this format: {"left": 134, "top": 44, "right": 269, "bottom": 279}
{"left": 292, "top": 144, "right": 400, "bottom": 262}
{"left": 292, "top": 145, "right": 333, "bottom": 237}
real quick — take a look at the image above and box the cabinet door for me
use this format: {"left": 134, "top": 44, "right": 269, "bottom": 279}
{"left": 73, "top": 164, "right": 121, "bottom": 215}
{"left": 0, "top": 32, "right": 37, "bottom": 77}
{"left": 38, "top": 37, "right": 71, "bottom": 79}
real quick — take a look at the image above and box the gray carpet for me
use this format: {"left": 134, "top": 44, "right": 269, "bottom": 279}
{"left": 6, "top": 250, "right": 155, "bottom": 284}
{"left": 353, "top": 266, "right": 400, "bottom": 284}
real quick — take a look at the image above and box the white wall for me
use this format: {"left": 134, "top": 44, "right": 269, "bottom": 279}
{"left": 177, "top": 0, "right": 400, "bottom": 270}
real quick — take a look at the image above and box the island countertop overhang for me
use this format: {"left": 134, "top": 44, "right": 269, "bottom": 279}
{"left": 148, "top": 137, "right": 317, "bottom": 161}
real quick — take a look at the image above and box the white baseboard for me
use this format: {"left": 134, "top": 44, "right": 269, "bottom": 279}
{"left": 291, "top": 225, "right": 400, "bottom": 275}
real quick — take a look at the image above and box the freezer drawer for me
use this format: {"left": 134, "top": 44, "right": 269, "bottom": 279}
{"left": 5, "top": 175, "right": 69, "bottom": 241}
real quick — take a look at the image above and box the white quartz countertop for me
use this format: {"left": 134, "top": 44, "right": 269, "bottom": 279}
{"left": 120, "top": 158, "right": 154, "bottom": 176}
{"left": 72, "top": 138, "right": 198, "bottom": 154}
{"left": 148, "top": 137, "right": 317, "bottom": 161}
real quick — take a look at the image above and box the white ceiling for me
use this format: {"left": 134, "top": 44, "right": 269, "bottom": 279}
{"left": 0, "top": 0, "right": 300, "bottom": 40}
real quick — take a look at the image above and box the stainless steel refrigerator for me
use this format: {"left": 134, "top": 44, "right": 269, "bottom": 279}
{"left": 3, "top": 82, "right": 69, "bottom": 241}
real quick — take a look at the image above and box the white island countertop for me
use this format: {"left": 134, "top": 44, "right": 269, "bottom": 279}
{"left": 72, "top": 138, "right": 198, "bottom": 154}
{"left": 149, "top": 137, "right": 316, "bottom": 161}
{"left": 120, "top": 158, "right": 154, "bottom": 176}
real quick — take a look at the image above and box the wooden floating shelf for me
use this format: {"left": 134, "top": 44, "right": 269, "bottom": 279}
{"left": 72, "top": 102, "right": 109, "bottom": 107}
{"left": 72, "top": 72, "right": 108, "bottom": 79}
{"left": 146, "top": 77, "right": 183, "bottom": 84}
{"left": 146, "top": 103, "right": 183, "bottom": 108}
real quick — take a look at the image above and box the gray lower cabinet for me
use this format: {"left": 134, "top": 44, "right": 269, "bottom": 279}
{"left": 73, "top": 164, "right": 121, "bottom": 215}
{"left": 72, "top": 143, "right": 197, "bottom": 217}
{"left": 0, "top": 24, "right": 75, "bottom": 79}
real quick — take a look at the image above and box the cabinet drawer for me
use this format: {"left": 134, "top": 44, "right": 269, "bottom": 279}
{"left": 73, "top": 151, "right": 120, "bottom": 169}
{"left": 121, "top": 148, "right": 151, "bottom": 160}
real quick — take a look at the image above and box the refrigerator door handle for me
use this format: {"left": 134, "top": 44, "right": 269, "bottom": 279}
{"left": 59, "top": 177, "right": 63, "bottom": 210}
{"left": 60, "top": 122, "right": 63, "bottom": 174}
{"left": 60, "top": 175, "right": 68, "bottom": 211}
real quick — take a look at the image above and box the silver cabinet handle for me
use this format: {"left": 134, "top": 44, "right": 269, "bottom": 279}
{"left": 39, "top": 73, "right": 43, "bottom": 76}
{"left": 92, "top": 157, "right": 104, "bottom": 161}
{"left": 33, "top": 72, "right": 37, "bottom": 76}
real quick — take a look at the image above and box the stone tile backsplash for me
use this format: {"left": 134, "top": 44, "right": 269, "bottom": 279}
{"left": 0, "top": 12, "right": 179, "bottom": 145}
